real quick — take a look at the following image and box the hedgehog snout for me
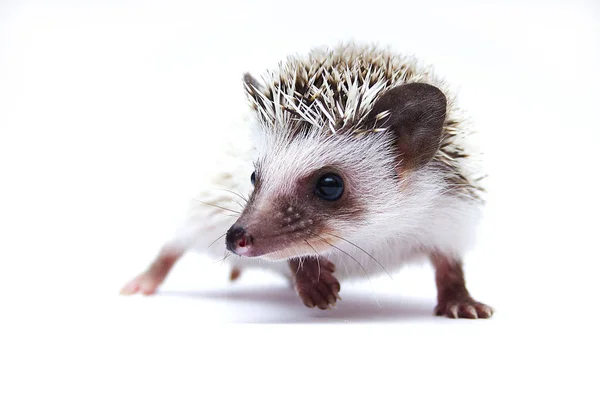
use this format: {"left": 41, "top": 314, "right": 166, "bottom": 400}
{"left": 225, "top": 223, "right": 254, "bottom": 256}
{"left": 224, "top": 197, "right": 323, "bottom": 259}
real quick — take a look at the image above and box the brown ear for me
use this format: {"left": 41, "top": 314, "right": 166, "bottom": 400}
{"left": 368, "top": 83, "right": 446, "bottom": 169}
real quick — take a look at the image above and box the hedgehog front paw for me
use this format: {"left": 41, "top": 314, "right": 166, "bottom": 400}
{"left": 291, "top": 257, "right": 341, "bottom": 310}
{"left": 435, "top": 297, "right": 494, "bottom": 319}
{"left": 296, "top": 272, "right": 341, "bottom": 310}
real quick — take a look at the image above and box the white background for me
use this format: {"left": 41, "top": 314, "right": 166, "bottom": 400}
{"left": 1, "top": 0, "right": 599, "bottom": 398}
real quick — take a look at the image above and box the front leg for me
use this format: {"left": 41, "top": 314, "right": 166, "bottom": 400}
{"left": 431, "top": 253, "right": 494, "bottom": 319}
{"left": 290, "top": 257, "right": 341, "bottom": 310}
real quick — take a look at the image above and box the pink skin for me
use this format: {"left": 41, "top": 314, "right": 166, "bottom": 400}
{"left": 227, "top": 228, "right": 259, "bottom": 257}
{"left": 120, "top": 250, "right": 182, "bottom": 295}
{"left": 232, "top": 242, "right": 251, "bottom": 256}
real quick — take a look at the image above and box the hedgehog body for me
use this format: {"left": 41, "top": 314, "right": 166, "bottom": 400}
{"left": 122, "top": 44, "right": 493, "bottom": 319}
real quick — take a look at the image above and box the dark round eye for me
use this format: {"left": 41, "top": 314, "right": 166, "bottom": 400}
{"left": 250, "top": 171, "right": 256, "bottom": 186}
{"left": 315, "top": 173, "right": 344, "bottom": 201}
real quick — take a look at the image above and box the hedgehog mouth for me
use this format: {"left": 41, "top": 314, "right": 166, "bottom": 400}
{"left": 256, "top": 233, "right": 343, "bottom": 261}
{"left": 230, "top": 236, "right": 334, "bottom": 261}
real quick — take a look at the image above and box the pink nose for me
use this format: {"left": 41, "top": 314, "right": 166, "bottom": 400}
{"left": 225, "top": 224, "right": 253, "bottom": 255}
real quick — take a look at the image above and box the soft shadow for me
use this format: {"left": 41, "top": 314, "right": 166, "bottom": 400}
{"left": 158, "top": 285, "right": 436, "bottom": 323}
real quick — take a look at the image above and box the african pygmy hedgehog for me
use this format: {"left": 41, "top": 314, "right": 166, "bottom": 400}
{"left": 122, "top": 43, "right": 493, "bottom": 319}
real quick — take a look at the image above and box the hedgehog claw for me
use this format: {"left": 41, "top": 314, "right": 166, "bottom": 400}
{"left": 436, "top": 298, "right": 494, "bottom": 319}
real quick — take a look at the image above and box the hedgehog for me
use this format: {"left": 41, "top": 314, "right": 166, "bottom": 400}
{"left": 121, "top": 43, "right": 493, "bottom": 319}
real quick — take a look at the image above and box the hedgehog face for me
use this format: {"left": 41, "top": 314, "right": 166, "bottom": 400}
{"left": 225, "top": 130, "right": 399, "bottom": 260}
{"left": 228, "top": 76, "right": 450, "bottom": 260}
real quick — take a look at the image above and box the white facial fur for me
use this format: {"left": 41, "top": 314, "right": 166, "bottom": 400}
{"left": 247, "top": 119, "right": 482, "bottom": 268}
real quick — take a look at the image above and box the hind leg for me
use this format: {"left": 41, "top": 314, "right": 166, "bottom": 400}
{"left": 229, "top": 266, "right": 243, "bottom": 282}
{"left": 431, "top": 252, "right": 494, "bottom": 319}
{"left": 120, "top": 217, "right": 208, "bottom": 296}
{"left": 121, "top": 189, "right": 242, "bottom": 295}
{"left": 121, "top": 247, "right": 183, "bottom": 295}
